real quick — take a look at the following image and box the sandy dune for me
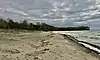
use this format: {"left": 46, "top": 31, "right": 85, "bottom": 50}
{"left": 0, "top": 29, "right": 99, "bottom": 60}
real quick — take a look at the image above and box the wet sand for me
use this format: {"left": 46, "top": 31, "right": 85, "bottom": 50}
{"left": 0, "top": 29, "right": 99, "bottom": 60}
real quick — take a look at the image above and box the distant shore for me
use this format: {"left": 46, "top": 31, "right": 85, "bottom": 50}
{"left": 0, "top": 18, "right": 90, "bottom": 31}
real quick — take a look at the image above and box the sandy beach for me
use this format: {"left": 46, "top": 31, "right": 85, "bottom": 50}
{"left": 0, "top": 29, "right": 100, "bottom": 60}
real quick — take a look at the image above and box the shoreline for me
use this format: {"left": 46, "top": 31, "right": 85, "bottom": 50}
{"left": 61, "top": 34, "right": 100, "bottom": 54}
{"left": 59, "top": 33, "right": 100, "bottom": 58}
{"left": 52, "top": 31, "right": 100, "bottom": 55}
{"left": 0, "top": 30, "right": 100, "bottom": 60}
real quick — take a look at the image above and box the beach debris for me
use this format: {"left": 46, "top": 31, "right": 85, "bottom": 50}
{"left": 29, "top": 44, "right": 40, "bottom": 49}
{"left": 35, "top": 48, "right": 50, "bottom": 54}
{"left": 34, "top": 56, "right": 43, "bottom": 60}
{"left": 41, "top": 40, "right": 50, "bottom": 47}
{"left": 26, "top": 53, "right": 33, "bottom": 56}
{"left": 3, "top": 49, "right": 20, "bottom": 54}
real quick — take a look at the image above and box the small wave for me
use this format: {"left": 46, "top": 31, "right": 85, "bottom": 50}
{"left": 79, "top": 36, "right": 100, "bottom": 40}
{"left": 89, "top": 37, "right": 100, "bottom": 40}
{"left": 81, "top": 36, "right": 88, "bottom": 38}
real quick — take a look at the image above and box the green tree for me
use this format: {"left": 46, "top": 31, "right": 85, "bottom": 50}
{"left": 8, "top": 18, "right": 15, "bottom": 29}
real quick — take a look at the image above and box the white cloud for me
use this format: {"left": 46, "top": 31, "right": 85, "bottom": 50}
{"left": 4, "top": 8, "right": 28, "bottom": 16}
{"left": 74, "top": 21, "right": 88, "bottom": 26}
{"left": 61, "top": 2, "right": 66, "bottom": 6}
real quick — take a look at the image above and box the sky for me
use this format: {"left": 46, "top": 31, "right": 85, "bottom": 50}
{"left": 0, "top": 0, "right": 100, "bottom": 29}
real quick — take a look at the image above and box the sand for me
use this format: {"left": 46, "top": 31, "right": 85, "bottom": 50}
{"left": 0, "top": 29, "right": 99, "bottom": 60}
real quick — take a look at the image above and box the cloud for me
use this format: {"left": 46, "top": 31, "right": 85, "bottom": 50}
{"left": 5, "top": 8, "right": 28, "bottom": 16}
{"left": 74, "top": 21, "right": 88, "bottom": 25}
{"left": 0, "top": 0, "right": 100, "bottom": 29}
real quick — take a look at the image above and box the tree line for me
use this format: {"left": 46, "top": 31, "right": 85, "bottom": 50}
{"left": 0, "top": 18, "right": 90, "bottom": 31}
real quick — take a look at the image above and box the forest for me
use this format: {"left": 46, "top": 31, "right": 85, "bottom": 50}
{"left": 0, "top": 18, "right": 90, "bottom": 31}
